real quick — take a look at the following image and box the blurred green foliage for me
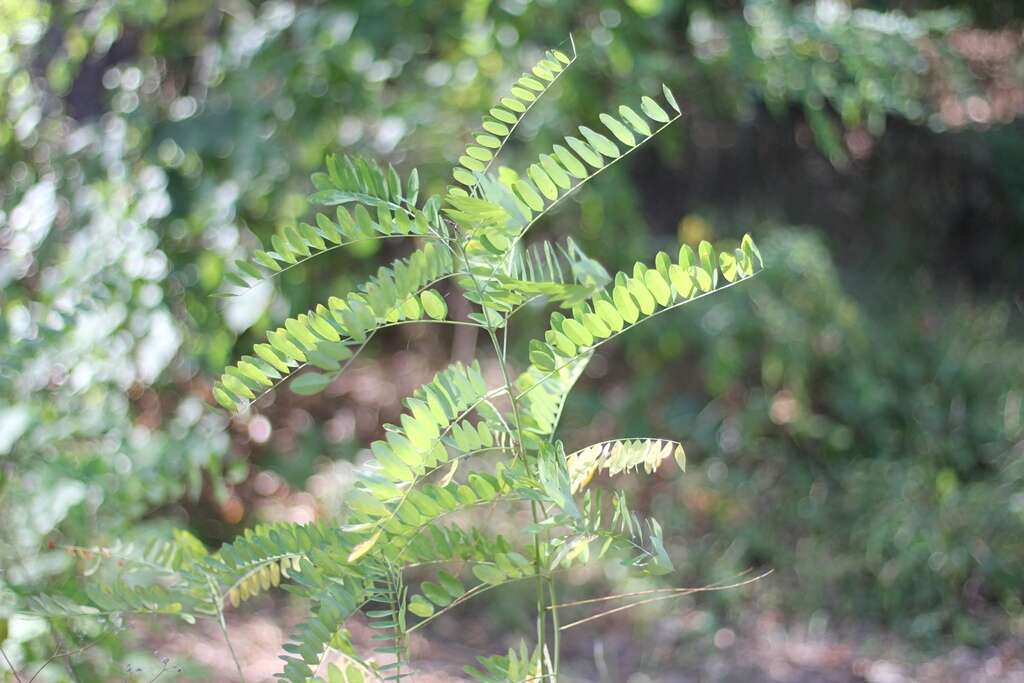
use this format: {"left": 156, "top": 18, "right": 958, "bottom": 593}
{"left": 569, "top": 230, "right": 1023, "bottom": 645}
{"left": 1, "top": 0, "right": 1022, "bottom": 678}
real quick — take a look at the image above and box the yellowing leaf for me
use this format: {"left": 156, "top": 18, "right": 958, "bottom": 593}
{"left": 408, "top": 594, "right": 435, "bottom": 618}
{"left": 420, "top": 289, "right": 448, "bottom": 320}
{"left": 673, "top": 444, "right": 687, "bottom": 471}
{"left": 439, "top": 459, "right": 459, "bottom": 487}
{"left": 347, "top": 530, "right": 382, "bottom": 563}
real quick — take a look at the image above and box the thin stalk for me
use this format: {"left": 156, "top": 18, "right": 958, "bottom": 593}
{"left": 27, "top": 628, "right": 102, "bottom": 683}
{"left": 547, "top": 572, "right": 561, "bottom": 676}
{"left": 231, "top": 268, "right": 469, "bottom": 414}
{"left": 227, "top": 190, "right": 455, "bottom": 298}
{"left": 558, "top": 570, "right": 773, "bottom": 631}
{"left": 472, "top": 110, "right": 682, "bottom": 295}
{"left": 388, "top": 566, "right": 404, "bottom": 682}
{"left": 207, "top": 576, "right": 246, "bottom": 683}
{"left": 406, "top": 571, "right": 548, "bottom": 635}
{"left": 477, "top": 36, "right": 577, "bottom": 180}
{"left": 546, "top": 568, "right": 765, "bottom": 609}
{"left": 485, "top": 325, "right": 525, "bottom": 447}
{"left": 450, "top": 220, "right": 554, "bottom": 678}
{"left": 531, "top": 500, "right": 548, "bottom": 679}
{"left": 515, "top": 276, "right": 756, "bottom": 404}
{"left": 222, "top": 232, "right": 441, "bottom": 295}
{"left": 1, "top": 646, "right": 24, "bottom": 683}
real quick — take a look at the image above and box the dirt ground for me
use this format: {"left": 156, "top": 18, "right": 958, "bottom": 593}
{"left": 145, "top": 599, "right": 1024, "bottom": 682}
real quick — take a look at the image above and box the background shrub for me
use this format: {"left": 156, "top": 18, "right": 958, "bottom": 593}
{"left": 2, "top": 0, "right": 1022, "bottom": 679}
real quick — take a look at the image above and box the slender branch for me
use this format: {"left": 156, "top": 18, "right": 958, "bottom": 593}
{"left": 406, "top": 571, "right": 547, "bottom": 635}
{"left": 531, "top": 501, "right": 548, "bottom": 678}
{"left": 474, "top": 111, "right": 683, "bottom": 297}
{"left": 557, "top": 570, "right": 773, "bottom": 631}
{"left": 1, "top": 646, "right": 24, "bottom": 683}
{"left": 27, "top": 629, "right": 104, "bottom": 683}
{"left": 230, "top": 269, "right": 468, "bottom": 414}
{"left": 355, "top": 390, "right": 514, "bottom": 538}
{"left": 516, "top": 276, "right": 758, "bottom": 404}
{"left": 547, "top": 578, "right": 560, "bottom": 675}
{"left": 452, "top": 234, "right": 527, "bottom": 455}
{"left": 386, "top": 562, "right": 404, "bottom": 681}
{"left": 377, "top": 318, "right": 483, "bottom": 330}
{"left": 147, "top": 657, "right": 180, "bottom": 683}
{"left": 227, "top": 187, "right": 454, "bottom": 297}
{"left": 478, "top": 36, "right": 578, "bottom": 182}
{"left": 223, "top": 232, "right": 439, "bottom": 296}
{"left": 548, "top": 568, "right": 761, "bottom": 609}
{"left": 448, "top": 202, "right": 555, "bottom": 677}
{"left": 207, "top": 576, "right": 246, "bottom": 683}
{"left": 218, "top": 553, "right": 304, "bottom": 605}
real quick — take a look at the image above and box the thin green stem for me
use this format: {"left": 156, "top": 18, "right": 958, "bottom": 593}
{"left": 207, "top": 575, "right": 246, "bottom": 683}
{"left": 447, "top": 222, "right": 527, "bottom": 455}
{"left": 449, "top": 214, "right": 554, "bottom": 677}
{"left": 1, "top": 646, "right": 24, "bottom": 683}
{"left": 27, "top": 628, "right": 102, "bottom": 683}
{"left": 557, "top": 570, "right": 773, "bottom": 631}
{"left": 547, "top": 577, "right": 561, "bottom": 676}
{"left": 531, "top": 501, "right": 548, "bottom": 678}
{"left": 228, "top": 188, "right": 454, "bottom": 297}
{"left": 515, "top": 275, "right": 757, "bottom": 404}
{"left": 502, "top": 317, "right": 510, "bottom": 363}
{"left": 473, "top": 112, "right": 682, "bottom": 297}
{"left": 229, "top": 267, "right": 469, "bottom": 413}
{"left": 224, "top": 232, "right": 438, "bottom": 295}
{"left": 475, "top": 38, "right": 578, "bottom": 185}
{"left": 406, "top": 570, "right": 549, "bottom": 635}
{"left": 387, "top": 564, "right": 404, "bottom": 682}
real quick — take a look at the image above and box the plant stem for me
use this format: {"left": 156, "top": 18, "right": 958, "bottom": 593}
{"left": 480, "top": 291, "right": 550, "bottom": 677}
{"left": 530, "top": 501, "right": 548, "bottom": 678}
{"left": 207, "top": 576, "right": 246, "bottom": 683}
{"left": 548, "top": 573, "right": 561, "bottom": 676}
{"left": 450, "top": 220, "right": 556, "bottom": 678}
{"left": 389, "top": 567, "right": 403, "bottom": 683}
{"left": 1, "top": 646, "right": 24, "bottom": 683}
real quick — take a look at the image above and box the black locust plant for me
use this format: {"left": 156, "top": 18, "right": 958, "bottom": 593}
{"left": 33, "top": 41, "right": 764, "bottom": 682}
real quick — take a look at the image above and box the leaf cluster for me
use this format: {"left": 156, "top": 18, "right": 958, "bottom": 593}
{"left": 45, "top": 42, "right": 764, "bottom": 682}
